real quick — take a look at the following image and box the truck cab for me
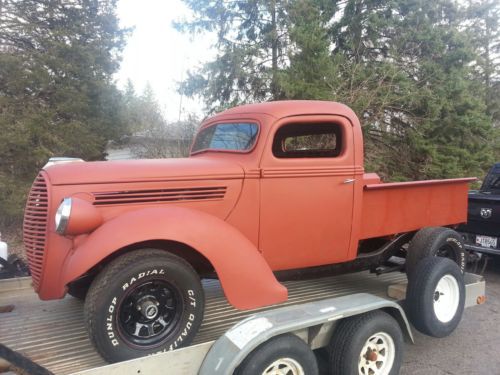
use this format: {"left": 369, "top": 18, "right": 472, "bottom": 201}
{"left": 191, "top": 101, "right": 363, "bottom": 270}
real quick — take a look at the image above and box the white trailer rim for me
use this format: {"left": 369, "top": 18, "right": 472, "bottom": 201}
{"left": 433, "top": 274, "right": 460, "bottom": 323}
{"left": 262, "top": 357, "right": 305, "bottom": 375}
{"left": 359, "top": 331, "right": 395, "bottom": 375}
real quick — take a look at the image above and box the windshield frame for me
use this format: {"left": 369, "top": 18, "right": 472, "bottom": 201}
{"left": 190, "top": 120, "right": 261, "bottom": 155}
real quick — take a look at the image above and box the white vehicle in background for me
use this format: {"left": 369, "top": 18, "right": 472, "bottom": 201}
{"left": 0, "top": 233, "right": 29, "bottom": 280}
{"left": 0, "top": 233, "right": 7, "bottom": 264}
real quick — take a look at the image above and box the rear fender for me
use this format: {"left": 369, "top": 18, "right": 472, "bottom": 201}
{"left": 62, "top": 206, "right": 288, "bottom": 310}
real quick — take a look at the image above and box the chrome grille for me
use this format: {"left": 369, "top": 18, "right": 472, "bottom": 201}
{"left": 23, "top": 173, "right": 49, "bottom": 289}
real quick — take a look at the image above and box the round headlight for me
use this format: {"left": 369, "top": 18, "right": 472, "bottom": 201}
{"left": 55, "top": 198, "right": 72, "bottom": 234}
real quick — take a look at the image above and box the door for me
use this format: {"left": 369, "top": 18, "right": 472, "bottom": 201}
{"left": 259, "top": 115, "right": 355, "bottom": 270}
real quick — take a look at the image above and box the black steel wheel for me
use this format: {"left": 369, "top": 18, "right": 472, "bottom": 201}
{"left": 84, "top": 249, "right": 204, "bottom": 363}
{"left": 117, "top": 279, "right": 183, "bottom": 347}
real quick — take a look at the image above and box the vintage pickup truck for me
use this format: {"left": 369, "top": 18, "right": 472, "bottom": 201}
{"left": 23, "top": 101, "right": 473, "bottom": 362}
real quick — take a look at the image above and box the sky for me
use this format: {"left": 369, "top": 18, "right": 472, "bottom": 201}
{"left": 116, "top": 0, "right": 215, "bottom": 121}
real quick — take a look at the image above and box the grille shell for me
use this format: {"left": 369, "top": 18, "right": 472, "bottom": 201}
{"left": 23, "top": 172, "right": 50, "bottom": 290}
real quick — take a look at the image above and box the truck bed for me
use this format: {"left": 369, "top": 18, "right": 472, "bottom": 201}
{"left": 0, "top": 271, "right": 407, "bottom": 374}
{"left": 361, "top": 177, "right": 475, "bottom": 239}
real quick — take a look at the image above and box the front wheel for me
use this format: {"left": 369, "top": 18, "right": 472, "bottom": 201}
{"left": 327, "top": 310, "right": 403, "bottom": 375}
{"left": 84, "top": 249, "right": 205, "bottom": 363}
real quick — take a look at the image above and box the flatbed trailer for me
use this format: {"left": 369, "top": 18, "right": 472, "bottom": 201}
{"left": 0, "top": 268, "right": 485, "bottom": 375}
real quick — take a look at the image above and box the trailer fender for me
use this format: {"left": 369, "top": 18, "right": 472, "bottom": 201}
{"left": 62, "top": 206, "right": 288, "bottom": 310}
{"left": 199, "top": 293, "right": 413, "bottom": 375}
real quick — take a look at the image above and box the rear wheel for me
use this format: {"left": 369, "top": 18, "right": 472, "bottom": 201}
{"left": 84, "top": 249, "right": 204, "bottom": 363}
{"left": 406, "top": 227, "right": 465, "bottom": 277}
{"left": 406, "top": 257, "right": 465, "bottom": 338}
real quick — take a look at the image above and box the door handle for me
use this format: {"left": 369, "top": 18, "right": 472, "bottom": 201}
{"left": 343, "top": 179, "right": 355, "bottom": 184}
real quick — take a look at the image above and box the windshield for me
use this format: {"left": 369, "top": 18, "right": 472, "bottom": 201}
{"left": 191, "top": 123, "right": 259, "bottom": 153}
{"left": 482, "top": 172, "right": 500, "bottom": 193}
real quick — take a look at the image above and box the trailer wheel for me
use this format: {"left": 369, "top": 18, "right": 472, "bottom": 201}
{"left": 84, "top": 249, "right": 204, "bottom": 363}
{"left": 235, "top": 334, "right": 318, "bottom": 375}
{"left": 406, "top": 227, "right": 465, "bottom": 277}
{"left": 328, "top": 310, "right": 403, "bottom": 375}
{"left": 406, "top": 257, "right": 465, "bottom": 338}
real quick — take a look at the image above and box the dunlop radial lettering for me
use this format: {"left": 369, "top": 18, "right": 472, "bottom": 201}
{"left": 92, "top": 186, "right": 227, "bottom": 206}
{"left": 23, "top": 173, "right": 50, "bottom": 289}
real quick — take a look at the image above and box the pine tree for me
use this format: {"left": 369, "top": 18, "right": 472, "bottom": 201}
{"left": 176, "top": 0, "right": 292, "bottom": 111}
{"left": 0, "top": 0, "right": 129, "bottom": 225}
{"left": 177, "top": 0, "right": 497, "bottom": 181}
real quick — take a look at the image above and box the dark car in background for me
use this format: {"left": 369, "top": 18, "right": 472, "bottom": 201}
{"left": 458, "top": 163, "right": 500, "bottom": 255}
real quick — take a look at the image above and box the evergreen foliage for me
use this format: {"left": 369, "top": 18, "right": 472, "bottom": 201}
{"left": 178, "top": 0, "right": 500, "bottom": 181}
{"left": 0, "top": 0, "right": 129, "bottom": 225}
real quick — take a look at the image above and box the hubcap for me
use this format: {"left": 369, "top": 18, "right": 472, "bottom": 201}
{"left": 262, "top": 358, "right": 305, "bottom": 375}
{"left": 359, "top": 332, "right": 395, "bottom": 375}
{"left": 433, "top": 274, "right": 460, "bottom": 323}
{"left": 117, "top": 279, "right": 182, "bottom": 347}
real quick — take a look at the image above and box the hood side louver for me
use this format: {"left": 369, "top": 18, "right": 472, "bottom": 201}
{"left": 92, "top": 186, "right": 227, "bottom": 206}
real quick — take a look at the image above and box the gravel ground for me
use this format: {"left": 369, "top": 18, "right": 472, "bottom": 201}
{"left": 400, "top": 256, "right": 500, "bottom": 375}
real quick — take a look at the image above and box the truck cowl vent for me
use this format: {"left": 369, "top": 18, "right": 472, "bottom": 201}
{"left": 92, "top": 186, "right": 227, "bottom": 206}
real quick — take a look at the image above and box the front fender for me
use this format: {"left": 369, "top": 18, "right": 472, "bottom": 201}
{"left": 62, "top": 206, "right": 288, "bottom": 310}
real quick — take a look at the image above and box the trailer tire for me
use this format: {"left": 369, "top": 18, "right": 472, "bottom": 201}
{"left": 235, "top": 334, "right": 318, "bottom": 375}
{"left": 328, "top": 310, "right": 403, "bottom": 375}
{"left": 406, "top": 257, "right": 465, "bottom": 338}
{"left": 406, "top": 227, "right": 465, "bottom": 278}
{"left": 84, "top": 249, "right": 204, "bottom": 363}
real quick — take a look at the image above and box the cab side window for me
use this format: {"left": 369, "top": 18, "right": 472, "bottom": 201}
{"left": 272, "top": 123, "right": 342, "bottom": 158}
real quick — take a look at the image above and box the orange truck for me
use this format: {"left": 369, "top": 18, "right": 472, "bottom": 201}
{"left": 23, "top": 101, "right": 473, "bottom": 363}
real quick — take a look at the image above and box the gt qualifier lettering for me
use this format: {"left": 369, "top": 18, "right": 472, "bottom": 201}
{"left": 105, "top": 268, "right": 198, "bottom": 349}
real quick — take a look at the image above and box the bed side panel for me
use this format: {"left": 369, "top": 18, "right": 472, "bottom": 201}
{"left": 360, "top": 179, "right": 473, "bottom": 239}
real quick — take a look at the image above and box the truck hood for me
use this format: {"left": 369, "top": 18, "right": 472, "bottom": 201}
{"left": 44, "top": 157, "right": 245, "bottom": 185}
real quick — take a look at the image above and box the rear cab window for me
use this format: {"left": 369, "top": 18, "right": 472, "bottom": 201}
{"left": 272, "top": 123, "right": 342, "bottom": 158}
